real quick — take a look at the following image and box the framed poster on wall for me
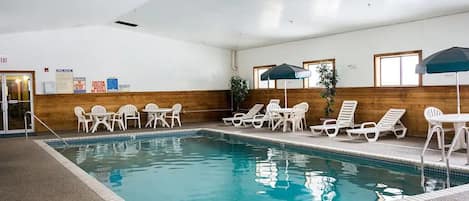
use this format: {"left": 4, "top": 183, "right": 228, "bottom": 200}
{"left": 91, "top": 81, "right": 106, "bottom": 93}
{"left": 73, "top": 77, "right": 86, "bottom": 94}
{"left": 106, "top": 77, "right": 118, "bottom": 92}
{"left": 56, "top": 69, "right": 73, "bottom": 93}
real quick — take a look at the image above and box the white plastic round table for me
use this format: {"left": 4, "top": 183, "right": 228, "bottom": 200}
{"left": 428, "top": 114, "right": 469, "bottom": 151}
{"left": 270, "top": 108, "right": 296, "bottom": 132}
{"left": 142, "top": 108, "right": 172, "bottom": 128}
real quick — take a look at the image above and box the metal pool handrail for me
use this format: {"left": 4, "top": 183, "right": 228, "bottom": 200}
{"left": 24, "top": 111, "right": 69, "bottom": 146}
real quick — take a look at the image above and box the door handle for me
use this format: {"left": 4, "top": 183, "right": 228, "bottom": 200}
{"left": 8, "top": 100, "right": 19, "bottom": 104}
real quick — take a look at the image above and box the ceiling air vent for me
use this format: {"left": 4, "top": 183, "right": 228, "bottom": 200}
{"left": 115, "top": 21, "right": 138, "bottom": 27}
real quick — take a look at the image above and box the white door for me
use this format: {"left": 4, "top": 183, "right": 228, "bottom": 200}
{"left": 1, "top": 73, "right": 34, "bottom": 134}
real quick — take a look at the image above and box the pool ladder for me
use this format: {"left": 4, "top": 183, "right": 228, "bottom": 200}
{"left": 24, "top": 111, "right": 69, "bottom": 146}
{"left": 420, "top": 125, "right": 450, "bottom": 188}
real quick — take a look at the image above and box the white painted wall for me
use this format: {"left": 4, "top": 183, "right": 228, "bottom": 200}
{"left": 237, "top": 12, "right": 469, "bottom": 88}
{"left": 0, "top": 25, "right": 232, "bottom": 94}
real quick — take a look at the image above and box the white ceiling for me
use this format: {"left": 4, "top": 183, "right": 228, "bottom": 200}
{"left": 0, "top": 0, "right": 148, "bottom": 33}
{"left": 2, "top": 0, "right": 469, "bottom": 50}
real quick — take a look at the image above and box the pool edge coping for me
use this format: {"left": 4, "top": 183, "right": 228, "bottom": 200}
{"left": 34, "top": 139, "right": 125, "bottom": 201}
{"left": 35, "top": 128, "right": 203, "bottom": 201}
{"left": 38, "top": 127, "right": 469, "bottom": 201}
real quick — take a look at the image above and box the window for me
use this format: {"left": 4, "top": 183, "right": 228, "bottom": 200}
{"left": 374, "top": 50, "right": 422, "bottom": 87}
{"left": 303, "top": 59, "right": 335, "bottom": 88}
{"left": 253, "top": 65, "right": 276, "bottom": 89}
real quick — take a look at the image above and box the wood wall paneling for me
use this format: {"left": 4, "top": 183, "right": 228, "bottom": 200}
{"left": 34, "top": 90, "right": 231, "bottom": 132}
{"left": 243, "top": 86, "right": 465, "bottom": 137}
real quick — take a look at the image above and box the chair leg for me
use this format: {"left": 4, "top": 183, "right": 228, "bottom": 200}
{"left": 177, "top": 117, "right": 181, "bottom": 127}
{"left": 171, "top": 118, "right": 175, "bottom": 128}
{"left": 77, "top": 122, "right": 81, "bottom": 133}
{"left": 85, "top": 123, "right": 89, "bottom": 133}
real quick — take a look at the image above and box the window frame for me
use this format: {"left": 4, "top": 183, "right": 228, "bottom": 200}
{"left": 302, "top": 58, "right": 336, "bottom": 88}
{"left": 252, "top": 65, "right": 277, "bottom": 89}
{"left": 374, "top": 50, "right": 422, "bottom": 87}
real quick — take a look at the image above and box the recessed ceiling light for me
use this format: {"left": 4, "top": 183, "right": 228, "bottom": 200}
{"left": 115, "top": 21, "right": 138, "bottom": 27}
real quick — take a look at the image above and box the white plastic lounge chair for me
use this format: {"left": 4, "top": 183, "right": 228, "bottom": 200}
{"left": 110, "top": 106, "right": 126, "bottom": 131}
{"left": 144, "top": 103, "right": 159, "bottom": 127}
{"left": 310, "top": 100, "right": 358, "bottom": 137}
{"left": 242, "top": 103, "right": 282, "bottom": 128}
{"left": 122, "top": 104, "right": 141, "bottom": 129}
{"left": 346, "top": 108, "right": 407, "bottom": 142}
{"left": 74, "top": 106, "right": 92, "bottom": 133}
{"left": 165, "top": 103, "right": 182, "bottom": 128}
{"left": 293, "top": 102, "right": 309, "bottom": 129}
{"left": 424, "top": 107, "right": 453, "bottom": 149}
{"left": 222, "top": 104, "right": 264, "bottom": 127}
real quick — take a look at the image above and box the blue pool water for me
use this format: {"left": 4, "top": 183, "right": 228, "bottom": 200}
{"left": 51, "top": 131, "right": 469, "bottom": 201}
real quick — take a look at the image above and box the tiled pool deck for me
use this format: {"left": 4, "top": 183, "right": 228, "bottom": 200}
{"left": 2, "top": 122, "right": 469, "bottom": 201}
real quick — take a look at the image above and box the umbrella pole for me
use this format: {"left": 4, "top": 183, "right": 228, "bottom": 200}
{"left": 457, "top": 72, "right": 461, "bottom": 114}
{"left": 284, "top": 80, "right": 287, "bottom": 109}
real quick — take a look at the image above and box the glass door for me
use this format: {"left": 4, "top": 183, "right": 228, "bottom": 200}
{"left": 1, "top": 73, "right": 34, "bottom": 134}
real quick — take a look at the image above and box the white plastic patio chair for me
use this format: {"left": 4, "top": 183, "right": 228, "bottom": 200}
{"left": 91, "top": 105, "right": 107, "bottom": 113}
{"left": 222, "top": 104, "right": 264, "bottom": 127}
{"left": 285, "top": 108, "right": 306, "bottom": 132}
{"left": 424, "top": 107, "right": 453, "bottom": 149}
{"left": 122, "top": 104, "right": 141, "bottom": 129}
{"left": 269, "top": 99, "right": 280, "bottom": 105}
{"left": 293, "top": 102, "right": 309, "bottom": 129}
{"left": 165, "top": 103, "right": 182, "bottom": 128}
{"left": 144, "top": 103, "right": 159, "bottom": 128}
{"left": 310, "top": 100, "right": 358, "bottom": 137}
{"left": 90, "top": 105, "right": 110, "bottom": 132}
{"left": 110, "top": 106, "right": 126, "bottom": 131}
{"left": 74, "top": 106, "right": 92, "bottom": 133}
{"left": 242, "top": 103, "right": 282, "bottom": 128}
{"left": 346, "top": 108, "right": 407, "bottom": 142}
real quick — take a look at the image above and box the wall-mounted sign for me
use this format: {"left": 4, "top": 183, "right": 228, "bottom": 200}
{"left": 0, "top": 55, "right": 7, "bottom": 64}
{"left": 73, "top": 77, "right": 86, "bottom": 94}
{"left": 106, "top": 77, "right": 118, "bottom": 92}
{"left": 55, "top": 69, "right": 74, "bottom": 94}
{"left": 91, "top": 81, "right": 106, "bottom": 93}
{"left": 43, "top": 81, "right": 56, "bottom": 94}
{"left": 119, "top": 84, "right": 130, "bottom": 92}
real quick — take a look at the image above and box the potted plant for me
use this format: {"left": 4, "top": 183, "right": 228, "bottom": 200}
{"left": 230, "top": 76, "right": 249, "bottom": 111}
{"left": 317, "top": 64, "right": 338, "bottom": 118}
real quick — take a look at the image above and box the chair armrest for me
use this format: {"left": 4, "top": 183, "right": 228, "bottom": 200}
{"left": 360, "top": 122, "right": 377, "bottom": 129}
{"left": 323, "top": 119, "right": 337, "bottom": 126}
{"left": 234, "top": 113, "right": 246, "bottom": 118}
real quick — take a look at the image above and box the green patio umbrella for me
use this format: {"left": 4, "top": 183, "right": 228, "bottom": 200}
{"left": 416, "top": 47, "right": 469, "bottom": 113}
{"left": 261, "top": 63, "right": 311, "bottom": 108}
